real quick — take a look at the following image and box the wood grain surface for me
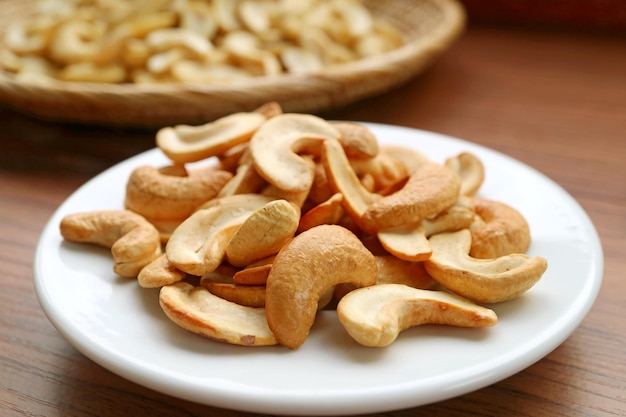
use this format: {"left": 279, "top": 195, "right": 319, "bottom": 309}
{"left": 1, "top": 23, "right": 625, "bottom": 417}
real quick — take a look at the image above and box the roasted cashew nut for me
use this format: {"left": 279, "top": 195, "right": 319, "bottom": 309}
{"left": 265, "top": 225, "right": 377, "bottom": 349}
{"left": 424, "top": 229, "right": 548, "bottom": 303}
{"left": 376, "top": 223, "right": 432, "bottom": 262}
{"left": 200, "top": 276, "right": 267, "bottom": 308}
{"left": 297, "top": 193, "right": 344, "bottom": 233}
{"left": 360, "top": 162, "right": 461, "bottom": 233}
{"left": 445, "top": 152, "right": 485, "bottom": 196}
{"left": 333, "top": 255, "right": 437, "bottom": 301}
{"left": 156, "top": 111, "right": 267, "bottom": 164}
{"left": 321, "top": 138, "right": 380, "bottom": 224}
{"left": 376, "top": 197, "right": 476, "bottom": 262}
{"left": 159, "top": 282, "right": 277, "bottom": 346}
{"left": 337, "top": 284, "right": 498, "bottom": 347}
{"left": 125, "top": 165, "right": 233, "bottom": 221}
{"left": 249, "top": 113, "right": 341, "bottom": 192}
{"left": 49, "top": 20, "right": 104, "bottom": 65}
{"left": 60, "top": 210, "right": 161, "bottom": 278}
{"left": 217, "top": 163, "right": 267, "bottom": 197}
{"left": 349, "top": 152, "right": 409, "bottom": 192}
{"left": 469, "top": 197, "right": 531, "bottom": 259}
{"left": 233, "top": 257, "right": 274, "bottom": 285}
{"left": 379, "top": 145, "right": 430, "bottom": 175}
{"left": 137, "top": 253, "right": 186, "bottom": 288}
{"left": 374, "top": 256, "right": 437, "bottom": 289}
{"left": 5, "top": 18, "right": 54, "bottom": 55}
{"left": 225, "top": 199, "right": 300, "bottom": 267}
{"left": 145, "top": 28, "right": 214, "bottom": 57}
{"left": 332, "top": 122, "right": 379, "bottom": 159}
{"left": 259, "top": 156, "right": 316, "bottom": 208}
{"left": 165, "top": 194, "right": 275, "bottom": 275}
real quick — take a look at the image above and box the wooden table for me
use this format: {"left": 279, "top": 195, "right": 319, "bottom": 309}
{"left": 1, "top": 23, "right": 625, "bottom": 417}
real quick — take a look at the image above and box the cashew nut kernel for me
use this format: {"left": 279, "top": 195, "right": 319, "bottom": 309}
{"left": 337, "top": 284, "right": 498, "bottom": 347}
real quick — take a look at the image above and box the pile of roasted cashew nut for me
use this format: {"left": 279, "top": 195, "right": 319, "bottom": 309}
{"left": 59, "top": 102, "right": 548, "bottom": 349}
{"left": 1, "top": 0, "right": 404, "bottom": 83}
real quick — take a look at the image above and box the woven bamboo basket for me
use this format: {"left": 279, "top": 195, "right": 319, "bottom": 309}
{"left": 0, "top": 0, "right": 465, "bottom": 128}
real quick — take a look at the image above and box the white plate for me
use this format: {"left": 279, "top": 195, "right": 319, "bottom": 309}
{"left": 34, "top": 124, "right": 603, "bottom": 416}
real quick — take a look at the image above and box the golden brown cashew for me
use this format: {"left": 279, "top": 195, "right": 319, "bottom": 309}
{"left": 360, "top": 162, "right": 461, "bottom": 233}
{"left": 225, "top": 199, "right": 300, "bottom": 267}
{"left": 421, "top": 197, "right": 476, "bottom": 237}
{"left": 217, "top": 163, "right": 267, "bottom": 197}
{"left": 374, "top": 256, "right": 438, "bottom": 289}
{"left": 337, "top": 284, "right": 498, "bottom": 347}
{"left": 349, "top": 152, "right": 408, "bottom": 192}
{"left": 376, "top": 223, "right": 431, "bottom": 262}
{"left": 249, "top": 113, "right": 340, "bottom": 192}
{"left": 165, "top": 194, "right": 275, "bottom": 276}
{"left": 424, "top": 229, "right": 548, "bottom": 303}
{"left": 137, "top": 253, "right": 186, "bottom": 288}
{"left": 445, "top": 152, "right": 485, "bottom": 196}
{"left": 379, "top": 145, "right": 430, "bottom": 175}
{"left": 376, "top": 197, "right": 476, "bottom": 262}
{"left": 265, "top": 225, "right": 377, "bottom": 349}
{"left": 259, "top": 156, "right": 316, "bottom": 208}
{"left": 321, "top": 138, "right": 380, "bottom": 225}
{"left": 125, "top": 165, "right": 233, "bottom": 221}
{"left": 60, "top": 210, "right": 161, "bottom": 278}
{"left": 200, "top": 276, "right": 267, "bottom": 308}
{"left": 333, "top": 255, "right": 437, "bottom": 301}
{"left": 298, "top": 193, "right": 344, "bottom": 233}
{"left": 145, "top": 28, "right": 213, "bottom": 57}
{"left": 469, "top": 197, "right": 531, "bottom": 259}
{"left": 159, "top": 282, "right": 277, "bottom": 346}
{"left": 233, "top": 258, "right": 274, "bottom": 285}
{"left": 48, "top": 20, "right": 103, "bottom": 64}
{"left": 5, "top": 19, "right": 51, "bottom": 55}
{"left": 332, "top": 122, "right": 379, "bottom": 159}
{"left": 156, "top": 111, "right": 267, "bottom": 164}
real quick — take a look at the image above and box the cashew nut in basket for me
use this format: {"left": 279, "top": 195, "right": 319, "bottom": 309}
{"left": 337, "top": 284, "right": 498, "bottom": 347}
{"left": 60, "top": 210, "right": 161, "bottom": 278}
{"left": 424, "top": 229, "right": 548, "bottom": 303}
{"left": 265, "top": 224, "right": 377, "bottom": 349}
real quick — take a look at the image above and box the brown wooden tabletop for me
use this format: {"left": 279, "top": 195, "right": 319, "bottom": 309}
{"left": 1, "top": 22, "right": 625, "bottom": 417}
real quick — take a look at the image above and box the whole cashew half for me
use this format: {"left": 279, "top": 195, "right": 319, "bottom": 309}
{"left": 125, "top": 165, "right": 233, "bottom": 221}
{"left": 159, "top": 282, "right": 277, "bottom": 346}
{"left": 424, "top": 229, "right": 548, "bottom": 303}
{"left": 445, "top": 152, "right": 485, "bottom": 196}
{"left": 225, "top": 199, "right": 300, "bottom": 267}
{"left": 60, "top": 210, "right": 161, "bottom": 278}
{"left": 156, "top": 111, "right": 267, "bottom": 164}
{"left": 337, "top": 284, "right": 498, "bottom": 347}
{"left": 469, "top": 197, "right": 531, "bottom": 259}
{"left": 360, "top": 162, "right": 461, "bottom": 233}
{"left": 265, "top": 224, "right": 377, "bottom": 349}
{"left": 165, "top": 194, "right": 275, "bottom": 276}
{"left": 249, "top": 113, "right": 341, "bottom": 192}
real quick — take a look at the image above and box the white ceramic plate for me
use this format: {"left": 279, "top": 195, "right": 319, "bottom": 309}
{"left": 34, "top": 124, "right": 603, "bottom": 416}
